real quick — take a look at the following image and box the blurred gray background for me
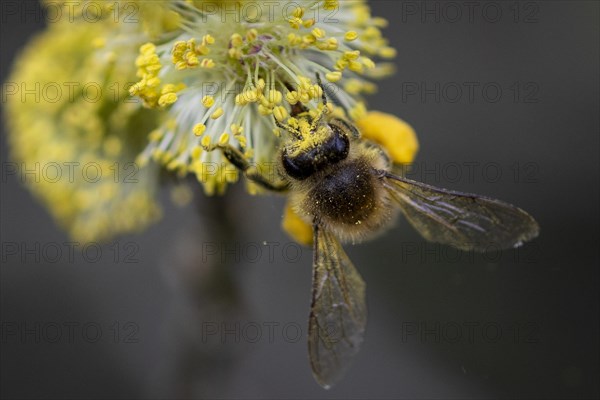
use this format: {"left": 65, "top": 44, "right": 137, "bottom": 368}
{"left": 1, "top": 1, "right": 598, "bottom": 399}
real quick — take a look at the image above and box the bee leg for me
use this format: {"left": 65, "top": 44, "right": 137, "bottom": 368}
{"left": 246, "top": 166, "right": 290, "bottom": 192}
{"left": 307, "top": 73, "right": 331, "bottom": 132}
{"left": 205, "top": 142, "right": 290, "bottom": 192}
{"left": 274, "top": 117, "right": 303, "bottom": 140}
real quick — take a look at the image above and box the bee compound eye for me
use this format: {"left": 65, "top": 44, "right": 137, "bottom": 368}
{"left": 281, "top": 128, "right": 350, "bottom": 181}
{"left": 282, "top": 149, "right": 315, "bottom": 181}
{"left": 329, "top": 118, "right": 360, "bottom": 139}
{"left": 326, "top": 128, "right": 350, "bottom": 163}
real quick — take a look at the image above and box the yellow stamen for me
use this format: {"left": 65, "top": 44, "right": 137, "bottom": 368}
{"left": 218, "top": 132, "right": 230, "bottom": 145}
{"left": 379, "top": 47, "right": 397, "bottom": 58}
{"left": 201, "top": 135, "right": 212, "bottom": 148}
{"left": 273, "top": 106, "right": 288, "bottom": 122}
{"left": 202, "top": 95, "right": 215, "bottom": 108}
{"left": 193, "top": 123, "right": 206, "bottom": 136}
{"left": 211, "top": 107, "right": 224, "bottom": 119}
{"left": 325, "top": 71, "right": 342, "bottom": 82}
{"left": 158, "top": 92, "right": 178, "bottom": 107}
{"left": 312, "top": 28, "right": 326, "bottom": 39}
{"left": 344, "top": 31, "right": 358, "bottom": 41}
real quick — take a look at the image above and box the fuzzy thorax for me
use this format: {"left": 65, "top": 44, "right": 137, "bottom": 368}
{"left": 287, "top": 141, "right": 397, "bottom": 244}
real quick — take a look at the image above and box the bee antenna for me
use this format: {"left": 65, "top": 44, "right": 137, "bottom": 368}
{"left": 315, "top": 73, "right": 328, "bottom": 109}
{"left": 309, "top": 73, "right": 330, "bottom": 133}
{"left": 274, "top": 116, "right": 303, "bottom": 140}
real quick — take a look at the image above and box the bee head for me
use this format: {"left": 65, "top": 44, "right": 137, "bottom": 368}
{"left": 282, "top": 123, "right": 350, "bottom": 181}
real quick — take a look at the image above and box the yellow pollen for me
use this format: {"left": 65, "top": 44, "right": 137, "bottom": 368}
{"left": 308, "top": 84, "right": 323, "bottom": 99}
{"left": 267, "top": 89, "right": 283, "bottom": 104}
{"left": 231, "top": 124, "right": 243, "bottom": 135}
{"left": 344, "top": 50, "right": 361, "bottom": 60}
{"left": 211, "top": 107, "right": 224, "bottom": 119}
{"left": 379, "top": 47, "right": 397, "bottom": 58}
{"left": 302, "top": 34, "right": 316, "bottom": 45}
{"left": 161, "top": 84, "right": 177, "bottom": 94}
{"left": 201, "top": 135, "right": 212, "bottom": 148}
{"left": 273, "top": 106, "right": 288, "bottom": 122}
{"left": 348, "top": 60, "right": 364, "bottom": 73}
{"left": 158, "top": 92, "right": 178, "bottom": 107}
{"left": 326, "top": 37, "right": 338, "bottom": 50}
{"left": 200, "top": 59, "right": 215, "bottom": 68}
{"left": 140, "top": 42, "right": 156, "bottom": 55}
{"left": 288, "top": 17, "right": 302, "bottom": 29}
{"left": 235, "top": 94, "right": 247, "bottom": 106}
{"left": 191, "top": 146, "right": 203, "bottom": 159}
{"left": 362, "top": 57, "right": 376, "bottom": 69}
{"left": 292, "top": 7, "right": 304, "bottom": 18}
{"left": 246, "top": 29, "right": 258, "bottom": 41}
{"left": 323, "top": 0, "right": 339, "bottom": 11}
{"left": 256, "top": 79, "right": 266, "bottom": 91}
{"left": 230, "top": 33, "right": 243, "bottom": 47}
{"left": 285, "top": 91, "right": 300, "bottom": 105}
{"left": 373, "top": 17, "right": 389, "bottom": 28}
{"left": 287, "top": 33, "right": 301, "bottom": 45}
{"left": 92, "top": 37, "right": 106, "bottom": 48}
{"left": 282, "top": 203, "right": 313, "bottom": 246}
{"left": 345, "top": 31, "right": 358, "bottom": 41}
{"left": 312, "top": 28, "right": 326, "bottom": 39}
{"left": 356, "top": 111, "right": 419, "bottom": 164}
{"left": 335, "top": 58, "right": 348, "bottom": 71}
{"left": 258, "top": 104, "right": 272, "bottom": 115}
{"left": 303, "top": 18, "right": 316, "bottom": 28}
{"left": 202, "top": 95, "right": 215, "bottom": 108}
{"left": 193, "top": 123, "right": 206, "bottom": 136}
{"left": 325, "top": 71, "right": 342, "bottom": 82}
{"left": 228, "top": 48, "right": 242, "bottom": 59}
{"left": 219, "top": 133, "right": 230, "bottom": 145}
{"left": 244, "top": 90, "right": 258, "bottom": 103}
{"left": 149, "top": 129, "right": 164, "bottom": 142}
{"left": 203, "top": 34, "right": 215, "bottom": 45}
{"left": 299, "top": 92, "right": 310, "bottom": 103}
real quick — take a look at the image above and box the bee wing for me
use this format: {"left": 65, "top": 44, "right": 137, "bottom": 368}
{"left": 308, "top": 224, "right": 367, "bottom": 389}
{"left": 381, "top": 171, "right": 539, "bottom": 251}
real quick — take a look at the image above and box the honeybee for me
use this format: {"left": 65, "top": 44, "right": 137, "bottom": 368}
{"left": 213, "top": 74, "right": 539, "bottom": 389}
